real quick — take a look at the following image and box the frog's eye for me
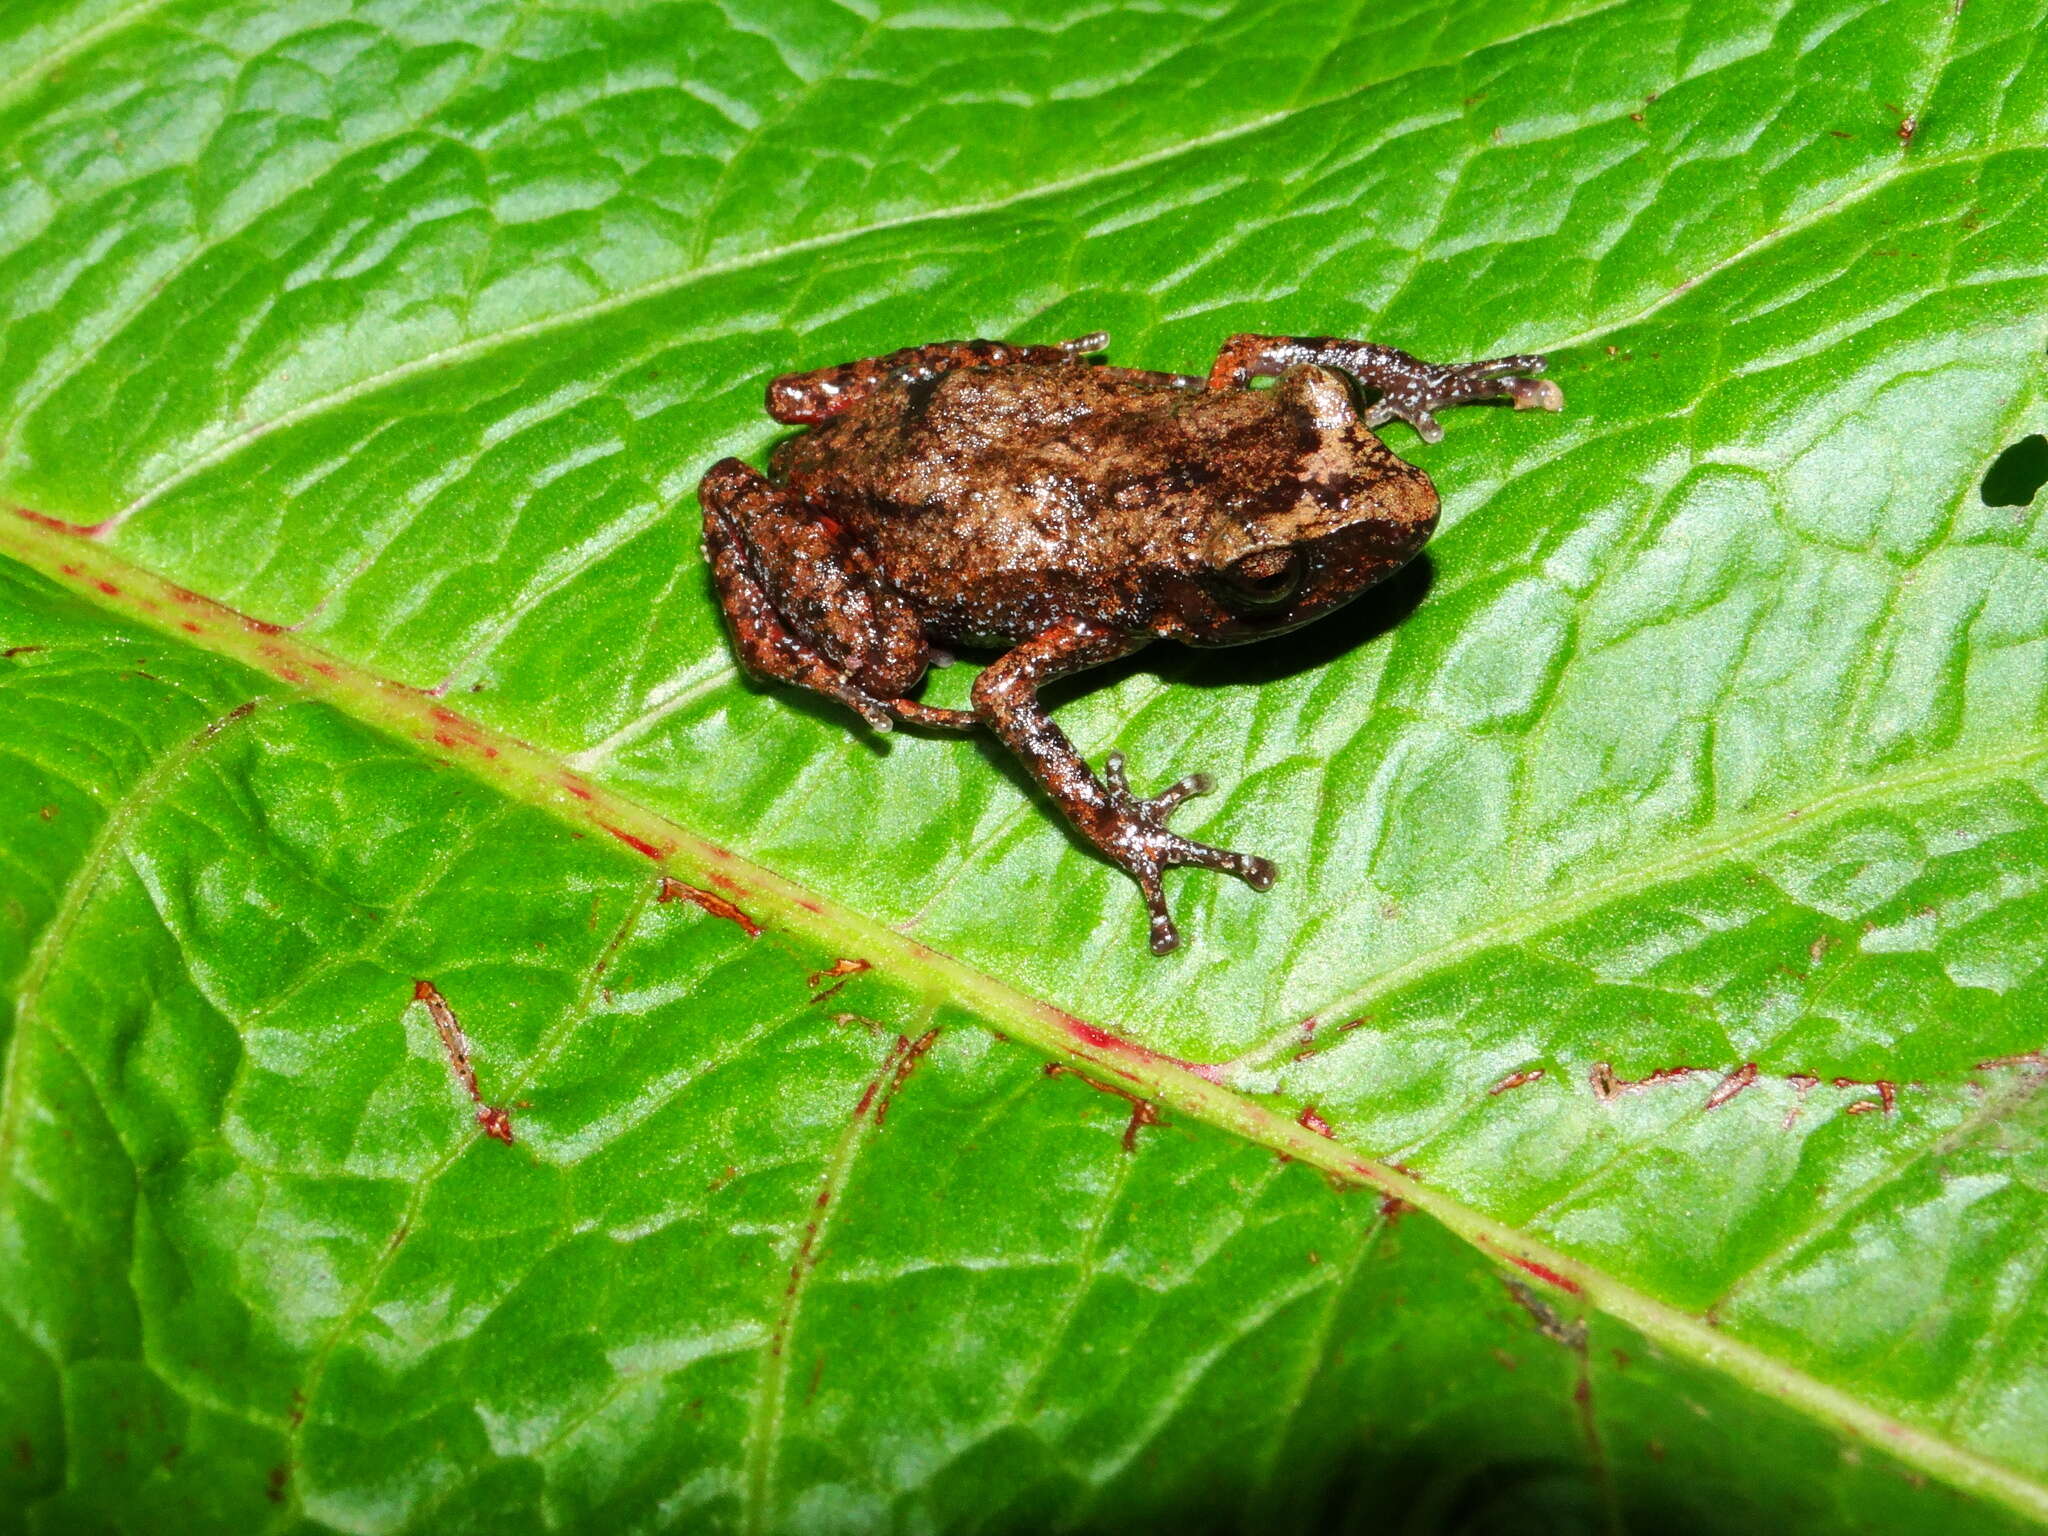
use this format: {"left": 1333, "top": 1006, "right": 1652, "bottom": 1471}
{"left": 1221, "top": 547, "right": 1303, "bottom": 607}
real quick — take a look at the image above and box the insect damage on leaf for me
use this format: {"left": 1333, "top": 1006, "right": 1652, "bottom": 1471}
{"left": 412, "top": 980, "right": 515, "bottom": 1146}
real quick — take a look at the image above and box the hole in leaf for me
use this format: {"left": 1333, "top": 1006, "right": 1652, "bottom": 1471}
{"left": 1981, "top": 433, "right": 2048, "bottom": 508}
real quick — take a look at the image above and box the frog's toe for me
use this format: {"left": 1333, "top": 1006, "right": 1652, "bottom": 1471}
{"left": 1236, "top": 852, "right": 1277, "bottom": 890}
{"left": 1507, "top": 376, "right": 1566, "bottom": 412}
{"left": 1446, "top": 355, "right": 1562, "bottom": 415}
{"left": 1369, "top": 352, "right": 1561, "bottom": 436}
{"left": 1167, "top": 838, "right": 1275, "bottom": 891}
{"left": 1460, "top": 352, "right": 1548, "bottom": 380}
{"left": 890, "top": 697, "right": 979, "bottom": 731}
{"left": 1125, "top": 835, "right": 1275, "bottom": 954}
{"left": 1398, "top": 409, "right": 1446, "bottom": 444}
{"left": 1100, "top": 753, "right": 1274, "bottom": 951}
{"left": 1140, "top": 882, "right": 1181, "bottom": 955}
{"left": 1105, "top": 751, "right": 1212, "bottom": 819}
{"left": 836, "top": 686, "right": 893, "bottom": 731}
{"left": 1108, "top": 838, "right": 1185, "bottom": 955}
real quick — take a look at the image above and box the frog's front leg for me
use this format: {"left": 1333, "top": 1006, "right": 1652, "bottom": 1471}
{"left": 1209, "top": 334, "right": 1564, "bottom": 444}
{"left": 700, "top": 458, "right": 950, "bottom": 731}
{"left": 971, "top": 616, "right": 1275, "bottom": 954}
{"left": 767, "top": 333, "right": 1110, "bottom": 425}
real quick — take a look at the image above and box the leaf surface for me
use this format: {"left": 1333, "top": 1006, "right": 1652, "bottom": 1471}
{"left": 3, "top": 0, "right": 2047, "bottom": 1530}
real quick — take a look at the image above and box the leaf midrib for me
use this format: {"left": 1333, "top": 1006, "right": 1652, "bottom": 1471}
{"left": 6, "top": 510, "right": 2048, "bottom": 1526}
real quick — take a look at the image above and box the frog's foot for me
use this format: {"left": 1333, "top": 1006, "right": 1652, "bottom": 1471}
{"left": 1365, "top": 353, "right": 1564, "bottom": 444}
{"left": 1101, "top": 751, "right": 1276, "bottom": 954}
{"left": 1208, "top": 334, "right": 1563, "bottom": 444}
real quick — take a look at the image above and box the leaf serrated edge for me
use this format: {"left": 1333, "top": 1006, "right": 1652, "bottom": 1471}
{"left": 5, "top": 505, "right": 2047, "bottom": 1527}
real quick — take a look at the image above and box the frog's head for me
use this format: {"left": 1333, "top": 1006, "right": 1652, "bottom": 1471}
{"left": 1185, "top": 364, "right": 1438, "bottom": 644}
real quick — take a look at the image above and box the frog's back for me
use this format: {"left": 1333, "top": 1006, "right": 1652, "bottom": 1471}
{"left": 771, "top": 364, "right": 1214, "bottom": 502}
{"left": 771, "top": 364, "right": 1316, "bottom": 641}
{"left": 770, "top": 364, "right": 1269, "bottom": 638}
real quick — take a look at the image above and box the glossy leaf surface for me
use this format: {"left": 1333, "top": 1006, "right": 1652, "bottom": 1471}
{"left": 3, "top": 0, "right": 2047, "bottom": 1530}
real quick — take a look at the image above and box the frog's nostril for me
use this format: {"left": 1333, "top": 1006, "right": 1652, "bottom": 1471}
{"left": 1982, "top": 434, "right": 2048, "bottom": 509}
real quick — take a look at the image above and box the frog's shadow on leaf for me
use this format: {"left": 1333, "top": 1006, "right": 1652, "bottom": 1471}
{"left": 1017, "top": 550, "right": 1433, "bottom": 730}
{"left": 1156, "top": 549, "right": 1435, "bottom": 692}
{"left": 698, "top": 544, "right": 1431, "bottom": 756}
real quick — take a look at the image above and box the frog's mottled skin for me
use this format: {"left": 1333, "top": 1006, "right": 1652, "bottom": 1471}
{"left": 700, "top": 331, "right": 1562, "bottom": 953}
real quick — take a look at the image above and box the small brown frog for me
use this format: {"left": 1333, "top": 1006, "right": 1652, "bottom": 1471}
{"left": 700, "top": 332, "right": 1562, "bottom": 952}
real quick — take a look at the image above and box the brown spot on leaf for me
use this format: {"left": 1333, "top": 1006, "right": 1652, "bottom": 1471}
{"left": 1703, "top": 1062, "right": 1759, "bottom": 1110}
{"left": 1043, "top": 1060, "right": 1163, "bottom": 1152}
{"left": 1504, "top": 1278, "right": 1588, "bottom": 1349}
{"left": 602, "top": 824, "right": 666, "bottom": 860}
{"left": 1504, "top": 1254, "right": 1581, "bottom": 1294}
{"left": 16, "top": 507, "right": 99, "bottom": 535}
{"left": 1589, "top": 1061, "right": 1708, "bottom": 1101}
{"left": 1835, "top": 1077, "right": 1897, "bottom": 1115}
{"left": 412, "top": 981, "right": 515, "bottom": 1144}
{"left": 807, "top": 957, "right": 870, "bottom": 1002}
{"left": 658, "top": 876, "right": 760, "bottom": 936}
{"left": 873, "top": 1029, "right": 940, "bottom": 1127}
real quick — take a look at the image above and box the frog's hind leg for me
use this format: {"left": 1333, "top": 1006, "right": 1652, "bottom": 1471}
{"left": 1209, "top": 334, "right": 1564, "bottom": 444}
{"left": 767, "top": 333, "right": 1110, "bottom": 424}
{"left": 699, "top": 458, "right": 932, "bottom": 731}
{"left": 971, "top": 616, "right": 1275, "bottom": 954}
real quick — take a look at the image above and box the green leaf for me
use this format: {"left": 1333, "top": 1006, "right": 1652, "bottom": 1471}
{"left": 3, "top": 0, "right": 2047, "bottom": 1531}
